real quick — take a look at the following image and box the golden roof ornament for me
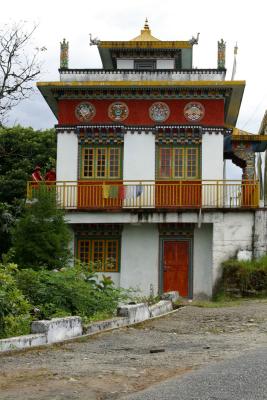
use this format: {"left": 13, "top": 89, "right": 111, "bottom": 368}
{"left": 144, "top": 18, "right": 149, "bottom": 30}
{"left": 131, "top": 19, "right": 160, "bottom": 42}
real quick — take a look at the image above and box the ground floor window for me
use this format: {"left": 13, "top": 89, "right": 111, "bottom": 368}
{"left": 77, "top": 238, "right": 120, "bottom": 272}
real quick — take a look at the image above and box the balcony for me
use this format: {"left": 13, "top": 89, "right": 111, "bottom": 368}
{"left": 27, "top": 181, "right": 260, "bottom": 210}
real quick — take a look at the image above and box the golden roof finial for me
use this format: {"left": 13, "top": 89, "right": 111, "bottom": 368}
{"left": 144, "top": 18, "right": 150, "bottom": 30}
{"left": 131, "top": 19, "right": 160, "bottom": 42}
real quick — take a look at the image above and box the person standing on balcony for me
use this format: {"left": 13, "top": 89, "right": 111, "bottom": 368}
{"left": 45, "top": 167, "right": 56, "bottom": 183}
{"left": 31, "top": 165, "right": 44, "bottom": 183}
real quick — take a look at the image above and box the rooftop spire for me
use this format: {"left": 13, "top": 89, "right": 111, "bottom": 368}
{"left": 131, "top": 19, "right": 160, "bottom": 42}
{"left": 144, "top": 18, "right": 150, "bottom": 30}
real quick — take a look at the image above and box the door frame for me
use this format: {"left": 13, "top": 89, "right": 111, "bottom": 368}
{"left": 159, "top": 236, "right": 193, "bottom": 298}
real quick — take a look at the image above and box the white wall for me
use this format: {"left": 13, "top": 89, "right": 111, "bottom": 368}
{"left": 123, "top": 131, "right": 155, "bottom": 181}
{"left": 156, "top": 59, "right": 174, "bottom": 69}
{"left": 120, "top": 224, "right": 159, "bottom": 295}
{"left": 117, "top": 59, "right": 134, "bottom": 69}
{"left": 193, "top": 224, "right": 213, "bottom": 298}
{"left": 212, "top": 212, "right": 254, "bottom": 285}
{"left": 56, "top": 131, "right": 78, "bottom": 181}
{"left": 202, "top": 133, "right": 224, "bottom": 181}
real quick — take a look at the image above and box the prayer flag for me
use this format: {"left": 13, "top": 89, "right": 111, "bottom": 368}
{"left": 102, "top": 185, "right": 110, "bottom": 199}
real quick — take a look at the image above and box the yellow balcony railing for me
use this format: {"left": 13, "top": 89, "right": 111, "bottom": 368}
{"left": 26, "top": 180, "right": 260, "bottom": 210}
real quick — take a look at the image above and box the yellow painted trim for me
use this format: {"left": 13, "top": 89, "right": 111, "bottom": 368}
{"left": 37, "top": 80, "right": 246, "bottom": 88}
{"left": 99, "top": 41, "right": 192, "bottom": 49}
{"left": 231, "top": 135, "right": 267, "bottom": 141}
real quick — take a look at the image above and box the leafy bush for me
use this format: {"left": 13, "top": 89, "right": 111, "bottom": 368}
{"left": 219, "top": 256, "right": 267, "bottom": 297}
{"left": 0, "top": 263, "right": 31, "bottom": 338}
{"left": 16, "top": 264, "right": 129, "bottom": 320}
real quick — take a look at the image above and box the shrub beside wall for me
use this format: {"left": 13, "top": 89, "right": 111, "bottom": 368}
{"left": 220, "top": 256, "right": 267, "bottom": 297}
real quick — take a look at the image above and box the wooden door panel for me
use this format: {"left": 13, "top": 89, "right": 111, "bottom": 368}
{"left": 163, "top": 240, "right": 189, "bottom": 297}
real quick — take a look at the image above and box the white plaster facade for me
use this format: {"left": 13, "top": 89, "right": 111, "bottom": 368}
{"left": 123, "top": 131, "right": 155, "bottom": 181}
{"left": 201, "top": 133, "right": 224, "bottom": 181}
{"left": 120, "top": 224, "right": 159, "bottom": 294}
{"left": 56, "top": 131, "right": 78, "bottom": 181}
{"left": 66, "top": 208, "right": 262, "bottom": 297}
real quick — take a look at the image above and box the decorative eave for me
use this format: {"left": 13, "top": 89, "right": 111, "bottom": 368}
{"left": 224, "top": 126, "right": 267, "bottom": 158}
{"left": 56, "top": 124, "right": 230, "bottom": 135}
{"left": 37, "top": 80, "right": 245, "bottom": 126}
{"left": 98, "top": 41, "right": 192, "bottom": 69}
{"left": 231, "top": 135, "right": 267, "bottom": 142}
{"left": 98, "top": 40, "right": 192, "bottom": 49}
{"left": 228, "top": 126, "right": 267, "bottom": 142}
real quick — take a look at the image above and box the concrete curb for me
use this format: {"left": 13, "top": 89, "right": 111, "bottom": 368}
{"left": 0, "top": 298, "right": 176, "bottom": 353}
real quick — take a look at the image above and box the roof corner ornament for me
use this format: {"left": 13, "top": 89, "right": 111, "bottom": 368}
{"left": 217, "top": 38, "right": 226, "bottom": 69}
{"left": 189, "top": 32, "right": 200, "bottom": 45}
{"left": 60, "top": 38, "right": 69, "bottom": 69}
{"left": 89, "top": 33, "right": 100, "bottom": 46}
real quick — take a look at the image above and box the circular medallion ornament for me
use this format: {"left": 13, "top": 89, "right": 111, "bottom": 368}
{"left": 108, "top": 102, "right": 129, "bottom": 122}
{"left": 184, "top": 102, "right": 205, "bottom": 122}
{"left": 75, "top": 102, "right": 96, "bottom": 122}
{"left": 149, "top": 102, "right": 170, "bottom": 122}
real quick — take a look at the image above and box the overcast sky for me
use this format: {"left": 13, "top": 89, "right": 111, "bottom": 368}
{"left": 1, "top": 0, "right": 266, "bottom": 133}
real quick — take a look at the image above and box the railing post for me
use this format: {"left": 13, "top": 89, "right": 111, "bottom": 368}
{"left": 257, "top": 180, "right": 260, "bottom": 207}
{"left": 27, "top": 181, "right": 31, "bottom": 200}
{"left": 216, "top": 180, "right": 219, "bottom": 207}
{"left": 63, "top": 182, "right": 66, "bottom": 209}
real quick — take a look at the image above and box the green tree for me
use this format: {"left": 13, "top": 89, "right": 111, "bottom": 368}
{"left": 12, "top": 186, "right": 71, "bottom": 270}
{"left": 0, "top": 126, "right": 56, "bottom": 257}
{"left": 0, "top": 125, "right": 56, "bottom": 204}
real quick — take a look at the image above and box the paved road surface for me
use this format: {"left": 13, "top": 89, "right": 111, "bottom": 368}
{"left": 123, "top": 347, "right": 267, "bottom": 400}
{"left": 0, "top": 301, "right": 266, "bottom": 399}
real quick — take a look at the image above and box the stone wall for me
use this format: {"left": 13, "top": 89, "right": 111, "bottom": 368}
{"left": 253, "top": 210, "right": 267, "bottom": 258}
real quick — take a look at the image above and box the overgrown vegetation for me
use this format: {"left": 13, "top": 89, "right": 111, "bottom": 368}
{"left": 15, "top": 265, "right": 129, "bottom": 321}
{"left": 215, "top": 256, "right": 267, "bottom": 299}
{"left": 0, "top": 262, "right": 131, "bottom": 339}
{"left": 0, "top": 263, "right": 32, "bottom": 338}
{"left": 12, "top": 186, "right": 71, "bottom": 269}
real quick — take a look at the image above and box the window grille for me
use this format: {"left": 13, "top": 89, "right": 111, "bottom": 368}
{"left": 158, "top": 147, "right": 200, "bottom": 179}
{"left": 134, "top": 59, "right": 156, "bottom": 70}
{"left": 78, "top": 238, "right": 120, "bottom": 272}
{"left": 81, "top": 147, "right": 122, "bottom": 179}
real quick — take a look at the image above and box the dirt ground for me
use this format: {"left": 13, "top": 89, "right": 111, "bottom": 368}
{"left": 0, "top": 300, "right": 267, "bottom": 400}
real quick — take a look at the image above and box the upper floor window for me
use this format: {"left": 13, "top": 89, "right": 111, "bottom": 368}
{"left": 81, "top": 146, "right": 122, "bottom": 179}
{"left": 157, "top": 146, "right": 200, "bottom": 179}
{"left": 134, "top": 59, "right": 156, "bottom": 70}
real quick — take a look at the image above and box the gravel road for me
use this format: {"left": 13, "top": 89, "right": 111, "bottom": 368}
{"left": 0, "top": 300, "right": 266, "bottom": 400}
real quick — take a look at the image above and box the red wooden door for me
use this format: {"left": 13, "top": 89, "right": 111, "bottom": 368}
{"left": 163, "top": 241, "right": 189, "bottom": 296}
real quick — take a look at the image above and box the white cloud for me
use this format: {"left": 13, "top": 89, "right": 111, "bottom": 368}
{"left": 2, "top": 0, "right": 266, "bottom": 133}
